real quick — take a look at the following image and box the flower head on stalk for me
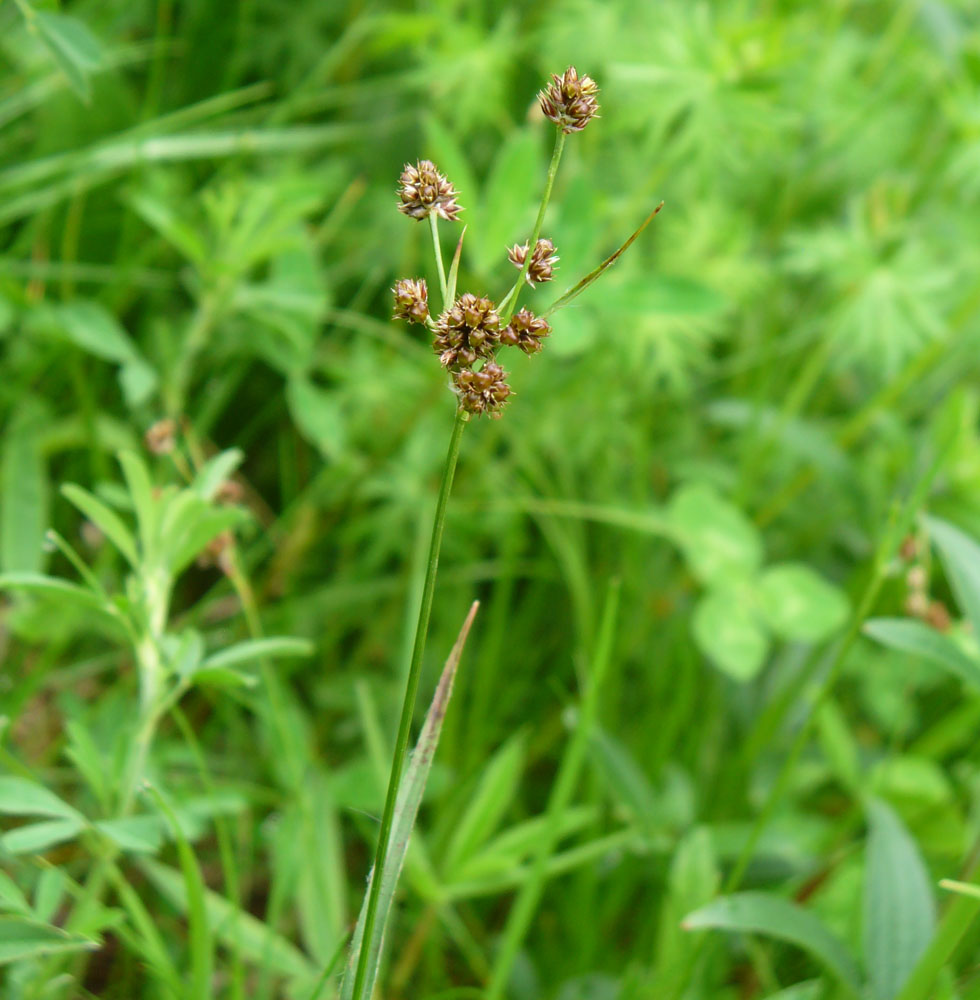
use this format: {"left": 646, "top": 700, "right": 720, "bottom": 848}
{"left": 392, "top": 278, "right": 429, "bottom": 324}
{"left": 499, "top": 308, "right": 551, "bottom": 355}
{"left": 452, "top": 362, "right": 512, "bottom": 419}
{"left": 538, "top": 66, "right": 600, "bottom": 134}
{"left": 433, "top": 293, "right": 501, "bottom": 369}
{"left": 508, "top": 238, "right": 559, "bottom": 286}
{"left": 397, "top": 159, "right": 462, "bottom": 221}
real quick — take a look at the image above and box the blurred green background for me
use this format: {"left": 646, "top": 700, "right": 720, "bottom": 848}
{"left": 3, "top": 0, "right": 980, "bottom": 997}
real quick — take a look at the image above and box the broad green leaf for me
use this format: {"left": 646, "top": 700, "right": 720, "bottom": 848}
{"left": 693, "top": 588, "right": 770, "bottom": 681}
{"left": 126, "top": 190, "right": 209, "bottom": 266}
{"left": 864, "top": 798, "right": 936, "bottom": 1000}
{"left": 119, "top": 357, "right": 159, "bottom": 407}
{"left": 189, "top": 667, "right": 259, "bottom": 689}
{"left": 757, "top": 563, "right": 849, "bottom": 642}
{"left": 444, "top": 732, "right": 526, "bottom": 876}
{"left": 864, "top": 618, "right": 980, "bottom": 691}
{"left": 141, "top": 859, "right": 316, "bottom": 980}
{"left": 473, "top": 129, "right": 539, "bottom": 274}
{"left": 0, "top": 915, "right": 97, "bottom": 965}
{"left": 170, "top": 504, "right": 248, "bottom": 576}
{"left": 926, "top": 517, "right": 980, "bottom": 641}
{"left": 61, "top": 484, "right": 139, "bottom": 568}
{"left": 683, "top": 892, "right": 862, "bottom": 996}
{"left": 200, "top": 637, "right": 313, "bottom": 672}
{"left": 341, "top": 603, "right": 478, "bottom": 1000}
{"left": 33, "top": 12, "right": 103, "bottom": 102}
{"left": 33, "top": 868, "right": 65, "bottom": 923}
{"left": 286, "top": 377, "right": 346, "bottom": 459}
{"left": 0, "top": 777, "right": 83, "bottom": 821}
{"left": 667, "top": 483, "right": 763, "bottom": 585}
{"left": 1, "top": 415, "right": 48, "bottom": 574}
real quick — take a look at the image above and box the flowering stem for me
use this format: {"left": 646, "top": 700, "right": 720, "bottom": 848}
{"left": 349, "top": 404, "right": 467, "bottom": 1000}
{"left": 500, "top": 128, "right": 566, "bottom": 324}
{"left": 429, "top": 213, "right": 449, "bottom": 306}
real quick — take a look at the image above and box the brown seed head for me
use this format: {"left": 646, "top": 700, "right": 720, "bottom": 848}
{"left": 397, "top": 159, "right": 462, "bottom": 221}
{"left": 453, "top": 362, "right": 512, "bottom": 419}
{"left": 499, "top": 307, "right": 551, "bottom": 355}
{"left": 538, "top": 66, "right": 600, "bottom": 134}
{"left": 508, "top": 237, "right": 559, "bottom": 285}
{"left": 433, "top": 293, "right": 501, "bottom": 369}
{"left": 145, "top": 418, "right": 176, "bottom": 455}
{"left": 392, "top": 278, "right": 429, "bottom": 324}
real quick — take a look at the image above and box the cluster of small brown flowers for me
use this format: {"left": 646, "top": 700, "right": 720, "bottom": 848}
{"left": 538, "top": 66, "right": 600, "bottom": 134}
{"left": 452, "top": 363, "right": 512, "bottom": 419}
{"left": 397, "top": 160, "right": 461, "bottom": 221}
{"left": 433, "top": 293, "right": 501, "bottom": 369}
{"left": 145, "top": 418, "right": 177, "bottom": 455}
{"left": 499, "top": 307, "right": 551, "bottom": 355}
{"left": 388, "top": 68, "right": 601, "bottom": 419}
{"left": 508, "top": 238, "right": 559, "bottom": 286}
{"left": 900, "top": 535, "right": 951, "bottom": 630}
{"left": 392, "top": 278, "right": 429, "bottom": 324}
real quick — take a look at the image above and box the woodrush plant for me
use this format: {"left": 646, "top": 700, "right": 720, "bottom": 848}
{"left": 342, "top": 66, "right": 663, "bottom": 1000}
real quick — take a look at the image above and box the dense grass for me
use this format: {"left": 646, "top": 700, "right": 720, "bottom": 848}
{"left": 2, "top": 1, "right": 980, "bottom": 998}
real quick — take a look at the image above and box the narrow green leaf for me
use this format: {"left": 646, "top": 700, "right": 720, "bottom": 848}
{"left": 140, "top": 859, "right": 317, "bottom": 981}
{"left": 926, "top": 517, "right": 980, "bottom": 641}
{"left": 44, "top": 301, "right": 138, "bottom": 364}
{"left": 864, "top": 618, "right": 980, "bottom": 691}
{"left": 33, "top": 12, "right": 103, "bottom": 102}
{"left": 444, "top": 732, "right": 526, "bottom": 876}
{"left": 61, "top": 484, "right": 139, "bottom": 569}
{"left": 864, "top": 798, "right": 936, "bottom": 1000}
{"left": 192, "top": 449, "right": 244, "bottom": 502}
{"left": 0, "top": 915, "right": 98, "bottom": 965}
{"left": 683, "top": 892, "right": 862, "bottom": 996}
{"left": 0, "top": 777, "right": 83, "bottom": 821}
{"left": 0, "top": 872, "right": 32, "bottom": 917}
{"left": 0, "top": 572, "right": 106, "bottom": 613}
{"left": 543, "top": 202, "right": 664, "bottom": 318}
{"left": 1, "top": 818, "right": 83, "bottom": 855}
{"left": 144, "top": 786, "right": 213, "bottom": 1000}
{"left": 1, "top": 416, "right": 48, "bottom": 573}
{"left": 200, "top": 637, "right": 313, "bottom": 672}
{"left": 341, "top": 602, "right": 479, "bottom": 1000}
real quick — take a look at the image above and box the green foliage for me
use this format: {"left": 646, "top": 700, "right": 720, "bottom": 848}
{"left": 1, "top": 0, "right": 980, "bottom": 998}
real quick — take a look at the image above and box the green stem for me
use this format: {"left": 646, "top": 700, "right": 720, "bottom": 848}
{"left": 430, "top": 213, "right": 448, "bottom": 306}
{"left": 499, "top": 128, "right": 566, "bottom": 325}
{"left": 349, "top": 404, "right": 468, "bottom": 1000}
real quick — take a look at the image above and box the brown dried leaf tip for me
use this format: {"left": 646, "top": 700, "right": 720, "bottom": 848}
{"left": 453, "top": 362, "right": 512, "bottom": 419}
{"left": 500, "top": 308, "right": 551, "bottom": 355}
{"left": 539, "top": 66, "right": 600, "bottom": 134}
{"left": 397, "top": 159, "right": 462, "bottom": 221}
{"left": 508, "top": 237, "right": 559, "bottom": 286}
{"left": 433, "top": 293, "right": 501, "bottom": 369}
{"left": 392, "top": 278, "right": 429, "bottom": 324}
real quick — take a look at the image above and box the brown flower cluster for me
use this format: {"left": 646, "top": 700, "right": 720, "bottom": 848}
{"left": 389, "top": 68, "right": 600, "bottom": 419}
{"left": 538, "top": 66, "right": 599, "bottom": 134}
{"left": 397, "top": 160, "right": 461, "bottom": 221}
{"left": 508, "top": 238, "right": 559, "bottom": 286}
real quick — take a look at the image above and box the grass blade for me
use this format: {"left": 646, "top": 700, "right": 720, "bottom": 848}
{"left": 341, "top": 601, "right": 479, "bottom": 1000}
